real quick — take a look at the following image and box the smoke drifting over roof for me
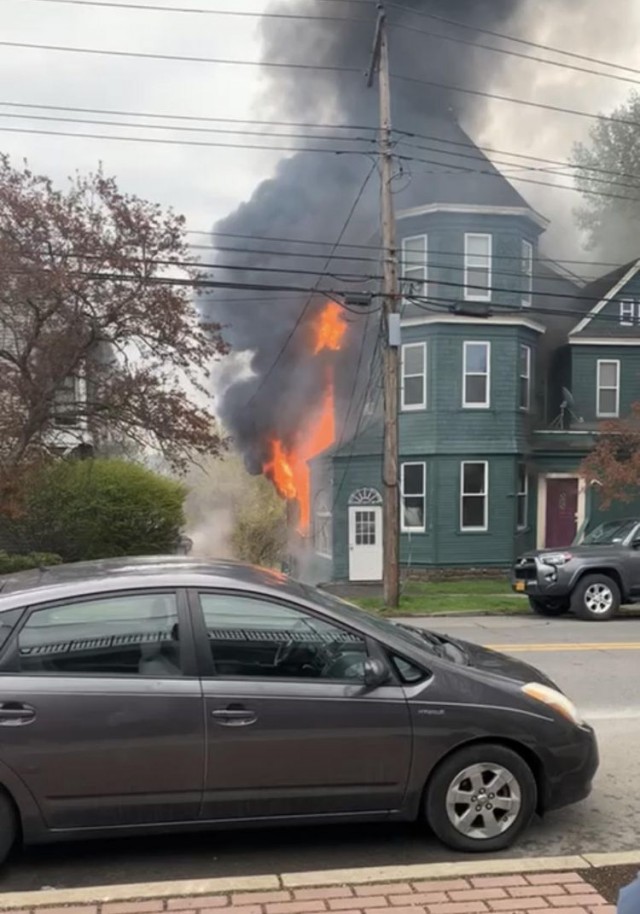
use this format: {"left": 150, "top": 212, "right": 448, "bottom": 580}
{"left": 205, "top": 0, "right": 540, "bottom": 471}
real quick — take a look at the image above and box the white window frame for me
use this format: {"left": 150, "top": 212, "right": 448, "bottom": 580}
{"left": 620, "top": 300, "right": 635, "bottom": 327}
{"left": 596, "top": 359, "right": 620, "bottom": 418}
{"left": 519, "top": 343, "right": 531, "bottom": 412}
{"left": 314, "top": 498, "right": 332, "bottom": 559}
{"left": 464, "top": 233, "right": 492, "bottom": 302}
{"left": 52, "top": 372, "right": 88, "bottom": 430}
{"left": 521, "top": 239, "right": 533, "bottom": 307}
{"left": 401, "top": 462, "right": 426, "bottom": 533}
{"left": 462, "top": 341, "right": 491, "bottom": 409}
{"left": 517, "top": 465, "right": 529, "bottom": 531}
{"left": 401, "top": 234, "right": 428, "bottom": 301}
{"left": 401, "top": 341, "right": 427, "bottom": 411}
{"left": 460, "top": 461, "right": 489, "bottom": 533}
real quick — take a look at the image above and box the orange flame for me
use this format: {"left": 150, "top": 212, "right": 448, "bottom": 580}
{"left": 263, "top": 302, "right": 346, "bottom": 534}
{"left": 312, "top": 300, "right": 348, "bottom": 354}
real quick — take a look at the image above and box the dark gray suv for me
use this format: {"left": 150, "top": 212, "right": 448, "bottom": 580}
{"left": 0, "top": 557, "right": 597, "bottom": 859}
{"left": 513, "top": 519, "right": 640, "bottom": 621}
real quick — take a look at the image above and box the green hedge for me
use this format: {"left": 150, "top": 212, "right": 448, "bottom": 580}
{"left": 0, "top": 552, "right": 62, "bottom": 575}
{"left": 16, "top": 458, "right": 186, "bottom": 562}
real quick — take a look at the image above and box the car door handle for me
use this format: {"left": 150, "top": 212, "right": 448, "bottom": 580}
{"left": 211, "top": 708, "right": 257, "bottom": 727}
{"left": 0, "top": 703, "right": 36, "bottom": 726}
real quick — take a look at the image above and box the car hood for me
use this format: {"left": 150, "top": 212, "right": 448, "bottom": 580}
{"left": 521, "top": 544, "right": 622, "bottom": 561}
{"left": 453, "top": 637, "right": 560, "bottom": 691}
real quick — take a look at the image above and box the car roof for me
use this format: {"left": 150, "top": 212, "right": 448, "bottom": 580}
{"left": 0, "top": 556, "right": 307, "bottom": 610}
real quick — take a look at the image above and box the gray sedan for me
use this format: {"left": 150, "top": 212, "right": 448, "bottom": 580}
{"left": 0, "top": 557, "right": 597, "bottom": 861}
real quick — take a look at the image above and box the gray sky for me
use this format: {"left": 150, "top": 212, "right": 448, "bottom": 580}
{"left": 1, "top": 0, "right": 275, "bottom": 232}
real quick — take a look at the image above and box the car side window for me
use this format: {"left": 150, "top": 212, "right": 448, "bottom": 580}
{"left": 390, "top": 654, "right": 428, "bottom": 684}
{"left": 15, "top": 593, "right": 181, "bottom": 677}
{"left": 199, "top": 593, "right": 368, "bottom": 682}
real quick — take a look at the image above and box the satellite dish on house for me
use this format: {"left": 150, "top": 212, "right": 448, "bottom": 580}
{"left": 551, "top": 387, "right": 584, "bottom": 429}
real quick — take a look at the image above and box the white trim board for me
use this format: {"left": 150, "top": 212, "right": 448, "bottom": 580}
{"left": 400, "top": 314, "right": 546, "bottom": 334}
{"left": 570, "top": 336, "right": 640, "bottom": 346}
{"left": 570, "top": 259, "right": 640, "bottom": 336}
{"left": 396, "top": 202, "right": 549, "bottom": 230}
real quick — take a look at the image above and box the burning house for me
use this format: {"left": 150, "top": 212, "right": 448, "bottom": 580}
{"left": 206, "top": 0, "right": 640, "bottom": 581}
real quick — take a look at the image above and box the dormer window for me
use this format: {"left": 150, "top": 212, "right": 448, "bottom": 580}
{"left": 464, "top": 233, "right": 492, "bottom": 302}
{"left": 401, "top": 234, "right": 428, "bottom": 302}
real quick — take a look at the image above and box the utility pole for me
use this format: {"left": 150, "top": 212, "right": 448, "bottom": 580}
{"left": 367, "top": 3, "right": 400, "bottom": 609}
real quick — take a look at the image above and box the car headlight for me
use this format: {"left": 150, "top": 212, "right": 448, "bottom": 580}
{"left": 522, "top": 682, "right": 583, "bottom": 725}
{"left": 540, "top": 552, "right": 573, "bottom": 566}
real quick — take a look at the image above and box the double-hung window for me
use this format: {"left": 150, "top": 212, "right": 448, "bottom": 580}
{"left": 461, "top": 462, "right": 489, "bottom": 532}
{"left": 596, "top": 360, "right": 620, "bottom": 418}
{"left": 401, "top": 342, "right": 426, "bottom": 410}
{"left": 401, "top": 235, "right": 428, "bottom": 301}
{"left": 519, "top": 344, "right": 531, "bottom": 411}
{"left": 521, "top": 240, "right": 533, "bottom": 307}
{"left": 401, "top": 463, "right": 426, "bottom": 533}
{"left": 517, "top": 465, "right": 529, "bottom": 531}
{"left": 464, "top": 233, "right": 492, "bottom": 301}
{"left": 463, "top": 341, "right": 490, "bottom": 408}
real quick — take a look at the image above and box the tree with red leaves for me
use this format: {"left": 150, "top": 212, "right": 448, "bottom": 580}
{"left": 0, "top": 157, "right": 227, "bottom": 507}
{"left": 580, "top": 402, "right": 640, "bottom": 508}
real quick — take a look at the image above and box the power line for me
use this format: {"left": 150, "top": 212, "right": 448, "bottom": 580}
{"left": 0, "top": 100, "right": 379, "bottom": 133}
{"left": 389, "top": 16, "right": 640, "bottom": 92}
{"left": 386, "top": 1, "right": 640, "bottom": 80}
{"left": 21, "top": 0, "right": 373, "bottom": 22}
{"left": 0, "top": 39, "right": 365, "bottom": 74}
{"left": 26, "top": 0, "right": 640, "bottom": 93}
{"left": 0, "top": 124, "right": 369, "bottom": 155}
{"left": 193, "top": 230, "right": 634, "bottom": 272}
{"left": 0, "top": 101, "right": 637, "bottom": 187}
{"left": 398, "top": 150, "right": 638, "bottom": 206}
{"left": 0, "top": 110, "right": 378, "bottom": 146}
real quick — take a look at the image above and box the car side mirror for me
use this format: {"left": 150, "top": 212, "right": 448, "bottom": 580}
{"left": 363, "top": 657, "right": 390, "bottom": 691}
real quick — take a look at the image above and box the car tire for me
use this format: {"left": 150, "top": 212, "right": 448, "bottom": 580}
{"left": 424, "top": 743, "right": 537, "bottom": 853}
{"left": 571, "top": 574, "right": 621, "bottom": 621}
{"left": 528, "top": 597, "right": 569, "bottom": 617}
{"left": 0, "top": 792, "right": 17, "bottom": 865}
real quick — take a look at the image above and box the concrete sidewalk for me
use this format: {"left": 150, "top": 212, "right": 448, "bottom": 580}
{"left": 0, "top": 857, "right": 621, "bottom": 914}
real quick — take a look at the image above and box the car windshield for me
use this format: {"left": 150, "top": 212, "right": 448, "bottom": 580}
{"left": 582, "top": 519, "right": 639, "bottom": 545}
{"left": 300, "top": 584, "right": 447, "bottom": 656}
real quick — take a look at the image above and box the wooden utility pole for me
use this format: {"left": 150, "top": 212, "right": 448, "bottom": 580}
{"left": 367, "top": 3, "right": 400, "bottom": 609}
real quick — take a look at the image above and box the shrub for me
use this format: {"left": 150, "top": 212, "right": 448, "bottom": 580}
{"left": 0, "top": 552, "right": 62, "bottom": 575}
{"left": 17, "top": 458, "right": 186, "bottom": 562}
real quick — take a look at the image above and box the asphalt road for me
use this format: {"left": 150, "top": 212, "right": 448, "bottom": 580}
{"left": 2, "top": 614, "right": 639, "bottom": 892}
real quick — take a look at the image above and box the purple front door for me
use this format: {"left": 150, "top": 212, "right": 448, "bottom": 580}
{"left": 545, "top": 478, "right": 579, "bottom": 548}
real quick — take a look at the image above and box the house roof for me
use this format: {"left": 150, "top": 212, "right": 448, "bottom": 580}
{"left": 392, "top": 116, "right": 542, "bottom": 216}
{"left": 323, "top": 419, "right": 383, "bottom": 460}
{"left": 569, "top": 259, "right": 640, "bottom": 337}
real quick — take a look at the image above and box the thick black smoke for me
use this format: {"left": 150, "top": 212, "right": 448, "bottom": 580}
{"left": 206, "top": 0, "right": 527, "bottom": 471}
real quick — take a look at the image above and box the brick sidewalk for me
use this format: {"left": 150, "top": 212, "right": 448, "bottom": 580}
{"left": 0, "top": 872, "right": 614, "bottom": 914}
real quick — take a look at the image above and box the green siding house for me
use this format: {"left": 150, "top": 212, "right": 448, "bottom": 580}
{"left": 308, "top": 122, "right": 640, "bottom": 583}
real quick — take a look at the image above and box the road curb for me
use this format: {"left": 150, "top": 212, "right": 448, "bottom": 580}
{"left": 0, "top": 852, "right": 627, "bottom": 910}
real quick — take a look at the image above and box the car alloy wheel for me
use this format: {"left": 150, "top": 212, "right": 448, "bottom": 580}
{"left": 445, "top": 762, "right": 522, "bottom": 840}
{"left": 584, "top": 583, "right": 613, "bottom": 616}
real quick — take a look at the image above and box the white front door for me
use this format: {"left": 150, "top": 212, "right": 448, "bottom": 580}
{"left": 348, "top": 506, "right": 383, "bottom": 582}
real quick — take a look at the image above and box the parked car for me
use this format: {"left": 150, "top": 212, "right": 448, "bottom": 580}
{"left": 0, "top": 557, "right": 597, "bottom": 859}
{"left": 512, "top": 518, "right": 640, "bottom": 621}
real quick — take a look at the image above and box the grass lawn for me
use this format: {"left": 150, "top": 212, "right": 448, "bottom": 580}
{"left": 352, "top": 579, "right": 529, "bottom": 616}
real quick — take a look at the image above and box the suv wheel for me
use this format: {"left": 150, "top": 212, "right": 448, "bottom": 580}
{"left": 528, "top": 597, "right": 569, "bottom": 617}
{"left": 571, "top": 573, "right": 620, "bottom": 621}
{"left": 424, "top": 743, "right": 537, "bottom": 853}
